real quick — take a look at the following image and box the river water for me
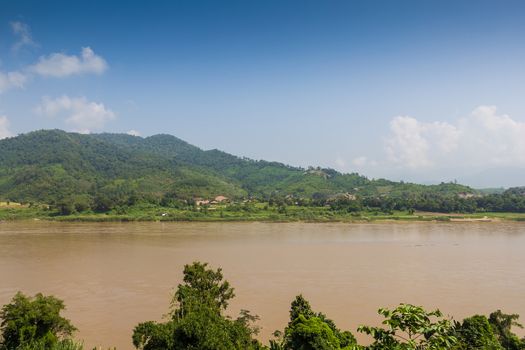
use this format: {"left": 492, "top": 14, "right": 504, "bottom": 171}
{"left": 1, "top": 221, "right": 524, "bottom": 349}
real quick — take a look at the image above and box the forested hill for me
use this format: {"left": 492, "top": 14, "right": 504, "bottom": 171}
{"left": 0, "top": 129, "right": 475, "bottom": 206}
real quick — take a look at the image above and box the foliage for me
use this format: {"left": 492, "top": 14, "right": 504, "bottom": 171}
{"left": 0, "top": 292, "right": 76, "bottom": 350}
{"left": 289, "top": 295, "right": 316, "bottom": 323}
{"left": 173, "top": 262, "right": 235, "bottom": 317}
{"left": 357, "top": 304, "right": 457, "bottom": 350}
{"left": 453, "top": 315, "right": 502, "bottom": 349}
{"left": 132, "top": 262, "right": 263, "bottom": 350}
{"left": 488, "top": 310, "right": 524, "bottom": 350}
{"left": 285, "top": 315, "right": 342, "bottom": 350}
{"left": 15, "top": 339, "right": 84, "bottom": 350}
{"left": 279, "top": 295, "right": 357, "bottom": 350}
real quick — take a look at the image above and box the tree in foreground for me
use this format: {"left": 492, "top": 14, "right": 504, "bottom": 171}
{"left": 132, "top": 261, "right": 264, "bottom": 350}
{"left": 15, "top": 339, "right": 84, "bottom": 350}
{"left": 0, "top": 292, "right": 77, "bottom": 350}
{"left": 271, "top": 294, "right": 357, "bottom": 350}
{"left": 488, "top": 310, "right": 524, "bottom": 350}
{"left": 357, "top": 304, "right": 457, "bottom": 350}
{"left": 453, "top": 315, "right": 502, "bottom": 349}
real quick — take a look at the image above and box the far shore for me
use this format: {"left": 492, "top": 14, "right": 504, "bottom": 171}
{"left": 1, "top": 210, "right": 524, "bottom": 224}
{"left": 2, "top": 201, "right": 525, "bottom": 223}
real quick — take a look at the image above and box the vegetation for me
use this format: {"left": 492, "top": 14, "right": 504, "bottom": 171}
{"left": 488, "top": 310, "right": 524, "bottom": 350}
{"left": 2, "top": 130, "right": 525, "bottom": 222}
{"left": 454, "top": 315, "right": 502, "bottom": 350}
{"left": 0, "top": 292, "right": 77, "bottom": 350}
{"left": 132, "top": 262, "right": 264, "bottom": 350}
{"left": 3, "top": 200, "right": 525, "bottom": 223}
{"left": 357, "top": 304, "right": 457, "bottom": 349}
{"left": 3, "top": 262, "right": 524, "bottom": 350}
{"left": 272, "top": 295, "right": 357, "bottom": 349}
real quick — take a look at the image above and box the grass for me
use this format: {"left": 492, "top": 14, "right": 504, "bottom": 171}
{"left": 2, "top": 203, "right": 525, "bottom": 223}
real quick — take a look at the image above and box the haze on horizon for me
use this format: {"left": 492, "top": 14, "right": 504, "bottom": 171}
{"left": 1, "top": 0, "right": 525, "bottom": 188}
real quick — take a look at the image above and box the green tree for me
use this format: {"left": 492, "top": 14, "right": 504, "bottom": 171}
{"left": 171, "top": 304, "right": 262, "bottom": 350}
{"left": 72, "top": 195, "right": 91, "bottom": 213}
{"left": 0, "top": 292, "right": 76, "bottom": 350}
{"left": 132, "top": 321, "right": 174, "bottom": 350}
{"left": 173, "top": 262, "right": 235, "bottom": 317}
{"left": 358, "top": 304, "right": 457, "bottom": 350}
{"left": 454, "top": 315, "right": 502, "bottom": 349}
{"left": 279, "top": 295, "right": 357, "bottom": 350}
{"left": 132, "top": 262, "right": 263, "bottom": 350}
{"left": 289, "top": 295, "right": 315, "bottom": 323}
{"left": 285, "top": 315, "right": 341, "bottom": 350}
{"left": 91, "top": 194, "right": 115, "bottom": 212}
{"left": 16, "top": 339, "right": 84, "bottom": 350}
{"left": 54, "top": 197, "right": 76, "bottom": 216}
{"left": 488, "top": 310, "right": 524, "bottom": 350}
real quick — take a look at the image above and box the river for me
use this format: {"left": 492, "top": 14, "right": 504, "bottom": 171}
{"left": 1, "top": 221, "right": 524, "bottom": 349}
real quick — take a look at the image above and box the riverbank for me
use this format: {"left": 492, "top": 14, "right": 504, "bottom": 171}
{"left": 1, "top": 202, "right": 525, "bottom": 223}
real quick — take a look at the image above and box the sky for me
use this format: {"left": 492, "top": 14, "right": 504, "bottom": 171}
{"left": 1, "top": 0, "right": 525, "bottom": 187}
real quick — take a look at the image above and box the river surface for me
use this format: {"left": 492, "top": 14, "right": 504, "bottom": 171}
{"left": 1, "top": 221, "right": 524, "bottom": 349}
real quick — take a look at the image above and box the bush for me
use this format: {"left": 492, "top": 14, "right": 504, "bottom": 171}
{"left": 0, "top": 292, "right": 76, "bottom": 350}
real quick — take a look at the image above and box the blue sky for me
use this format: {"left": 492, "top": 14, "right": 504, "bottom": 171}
{"left": 1, "top": 0, "right": 525, "bottom": 187}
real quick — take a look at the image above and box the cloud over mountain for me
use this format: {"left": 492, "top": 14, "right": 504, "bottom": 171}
{"left": 385, "top": 106, "right": 525, "bottom": 170}
{"left": 0, "top": 116, "right": 13, "bottom": 139}
{"left": 36, "top": 95, "right": 116, "bottom": 133}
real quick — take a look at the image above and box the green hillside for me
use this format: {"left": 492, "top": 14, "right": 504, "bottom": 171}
{"left": 0, "top": 130, "right": 476, "bottom": 207}
{"left": 4, "top": 129, "right": 519, "bottom": 222}
{"left": 0, "top": 130, "right": 247, "bottom": 205}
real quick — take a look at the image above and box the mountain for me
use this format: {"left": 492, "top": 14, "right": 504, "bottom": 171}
{"left": 0, "top": 129, "right": 474, "bottom": 205}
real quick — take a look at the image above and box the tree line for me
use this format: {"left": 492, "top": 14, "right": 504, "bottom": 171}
{"left": 2, "top": 262, "right": 524, "bottom": 350}
{"left": 26, "top": 186, "right": 525, "bottom": 217}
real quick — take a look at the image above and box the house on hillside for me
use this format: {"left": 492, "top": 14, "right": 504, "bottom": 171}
{"left": 457, "top": 192, "right": 476, "bottom": 199}
{"left": 327, "top": 193, "right": 357, "bottom": 202}
{"left": 195, "top": 195, "right": 228, "bottom": 206}
{"left": 214, "top": 195, "right": 229, "bottom": 203}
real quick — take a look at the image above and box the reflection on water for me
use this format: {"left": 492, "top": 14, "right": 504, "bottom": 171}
{"left": 1, "top": 221, "right": 524, "bottom": 349}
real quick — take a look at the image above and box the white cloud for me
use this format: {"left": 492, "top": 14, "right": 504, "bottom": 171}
{"left": 10, "top": 21, "right": 36, "bottom": 51}
{"left": 0, "top": 45, "right": 107, "bottom": 94}
{"left": 384, "top": 106, "right": 525, "bottom": 170}
{"left": 30, "top": 47, "right": 108, "bottom": 78}
{"left": 0, "top": 22, "right": 107, "bottom": 92}
{"left": 0, "top": 116, "right": 13, "bottom": 139}
{"left": 334, "top": 156, "right": 346, "bottom": 168}
{"left": 36, "top": 95, "right": 116, "bottom": 133}
{"left": 352, "top": 156, "right": 368, "bottom": 167}
{"left": 333, "top": 155, "right": 379, "bottom": 172}
{"left": 0, "top": 70, "right": 28, "bottom": 93}
{"left": 386, "top": 116, "right": 460, "bottom": 169}
{"left": 127, "top": 130, "right": 141, "bottom": 136}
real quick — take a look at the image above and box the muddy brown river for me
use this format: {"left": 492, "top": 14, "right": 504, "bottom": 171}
{"left": 1, "top": 221, "right": 524, "bottom": 349}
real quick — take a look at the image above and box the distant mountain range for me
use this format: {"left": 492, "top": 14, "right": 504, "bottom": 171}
{"left": 0, "top": 129, "right": 476, "bottom": 204}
